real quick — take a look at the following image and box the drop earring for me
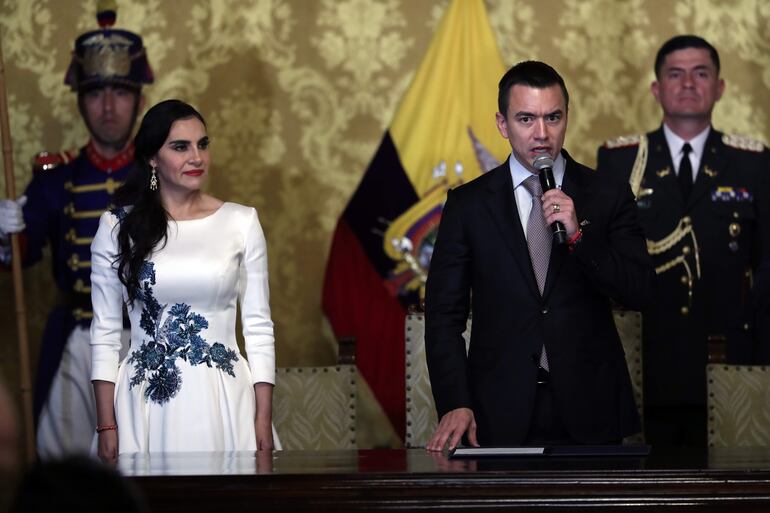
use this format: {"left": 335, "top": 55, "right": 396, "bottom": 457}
{"left": 150, "top": 165, "right": 158, "bottom": 191}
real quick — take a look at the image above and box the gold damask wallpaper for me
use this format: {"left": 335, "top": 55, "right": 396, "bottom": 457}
{"left": 1, "top": 0, "right": 769, "bottom": 444}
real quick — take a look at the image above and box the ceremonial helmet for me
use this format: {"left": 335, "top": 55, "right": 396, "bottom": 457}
{"left": 64, "top": 0, "right": 154, "bottom": 92}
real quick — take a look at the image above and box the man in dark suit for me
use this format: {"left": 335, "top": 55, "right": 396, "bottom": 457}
{"left": 425, "top": 61, "right": 653, "bottom": 450}
{"left": 596, "top": 35, "right": 770, "bottom": 447}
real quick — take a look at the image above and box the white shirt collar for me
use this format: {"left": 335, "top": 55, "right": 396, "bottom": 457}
{"left": 508, "top": 152, "right": 566, "bottom": 190}
{"left": 662, "top": 123, "right": 710, "bottom": 161}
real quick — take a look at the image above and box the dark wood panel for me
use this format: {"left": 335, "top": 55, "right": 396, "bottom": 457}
{"left": 128, "top": 448, "right": 770, "bottom": 512}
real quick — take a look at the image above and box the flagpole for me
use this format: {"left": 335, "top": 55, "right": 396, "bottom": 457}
{"left": 0, "top": 29, "right": 36, "bottom": 462}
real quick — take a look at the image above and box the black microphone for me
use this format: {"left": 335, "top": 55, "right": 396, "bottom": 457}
{"left": 533, "top": 155, "right": 568, "bottom": 245}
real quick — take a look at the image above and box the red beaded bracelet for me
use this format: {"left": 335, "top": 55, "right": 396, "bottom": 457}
{"left": 96, "top": 424, "right": 117, "bottom": 433}
{"left": 567, "top": 228, "right": 583, "bottom": 246}
{"left": 567, "top": 229, "right": 583, "bottom": 254}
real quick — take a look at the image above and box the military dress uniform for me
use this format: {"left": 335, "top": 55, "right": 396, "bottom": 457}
{"left": 22, "top": 3, "right": 153, "bottom": 459}
{"left": 30, "top": 144, "right": 135, "bottom": 458}
{"left": 596, "top": 127, "right": 770, "bottom": 446}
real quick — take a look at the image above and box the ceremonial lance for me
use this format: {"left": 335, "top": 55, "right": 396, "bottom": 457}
{"left": 0, "top": 28, "right": 36, "bottom": 462}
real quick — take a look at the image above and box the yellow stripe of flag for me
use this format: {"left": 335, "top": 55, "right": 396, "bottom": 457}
{"left": 390, "top": 0, "right": 510, "bottom": 197}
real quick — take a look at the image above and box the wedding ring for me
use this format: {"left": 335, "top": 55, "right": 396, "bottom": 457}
{"left": 552, "top": 204, "right": 561, "bottom": 213}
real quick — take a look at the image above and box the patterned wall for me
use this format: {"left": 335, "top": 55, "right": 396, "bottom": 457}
{"left": 1, "top": 0, "right": 769, "bottom": 430}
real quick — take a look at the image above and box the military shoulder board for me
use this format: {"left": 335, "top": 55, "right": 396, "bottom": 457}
{"left": 603, "top": 134, "right": 642, "bottom": 149}
{"left": 722, "top": 133, "right": 765, "bottom": 153}
{"left": 32, "top": 150, "right": 76, "bottom": 172}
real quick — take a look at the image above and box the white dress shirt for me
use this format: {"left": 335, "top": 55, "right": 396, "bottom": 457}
{"left": 663, "top": 123, "right": 710, "bottom": 183}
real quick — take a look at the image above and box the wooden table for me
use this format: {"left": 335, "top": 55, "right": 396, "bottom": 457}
{"left": 125, "top": 447, "right": 770, "bottom": 512}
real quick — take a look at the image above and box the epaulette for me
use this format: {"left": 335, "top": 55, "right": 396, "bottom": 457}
{"left": 32, "top": 150, "right": 76, "bottom": 172}
{"left": 603, "top": 134, "right": 642, "bottom": 149}
{"left": 722, "top": 133, "right": 765, "bottom": 153}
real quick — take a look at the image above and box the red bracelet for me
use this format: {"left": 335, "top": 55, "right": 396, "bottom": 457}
{"left": 567, "top": 228, "right": 583, "bottom": 246}
{"left": 96, "top": 424, "right": 117, "bottom": 433}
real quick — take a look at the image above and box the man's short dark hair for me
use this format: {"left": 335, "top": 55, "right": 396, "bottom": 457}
{"left": 497, "top": 61, "right": 569, "bottom": 116}
{"left": 654, "top": 35, "right": 720, "bottom": 78}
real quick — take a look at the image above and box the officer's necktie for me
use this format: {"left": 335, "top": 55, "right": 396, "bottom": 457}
{"left": 522, "top": 174, "right": 550, "bottom": 371}
{"left": 678, "top": 142, "right": 693, "bottom": 201}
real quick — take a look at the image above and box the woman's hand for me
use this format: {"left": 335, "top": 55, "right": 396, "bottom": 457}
{"left": 97, "top": 428, "right": 119, "bottom": 465}
{"left": 93, "top": 380, "right": 118, "bottom": 465}
{"left": 255, "top": 417, "right": 274, "bottom": 451}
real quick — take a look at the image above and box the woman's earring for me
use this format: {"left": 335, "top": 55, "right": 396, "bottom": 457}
{"left": 150, "top": 165, "right": 158, "bottom": 191}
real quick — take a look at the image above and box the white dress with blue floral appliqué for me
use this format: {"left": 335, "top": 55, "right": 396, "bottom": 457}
{"left": 90, "top": 202, "right": 280, "bottom": 453}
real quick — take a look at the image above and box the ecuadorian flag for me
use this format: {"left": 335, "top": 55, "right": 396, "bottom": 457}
{"left": 322, "top": 0, "right": 510, "bottom": 439}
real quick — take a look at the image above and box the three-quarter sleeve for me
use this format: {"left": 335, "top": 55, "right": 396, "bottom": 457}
{"left": 90, "top": 211, "right": 125, "bottom": 383}
{"left": 238, "top": 208, "right": 275, "bottom": 385}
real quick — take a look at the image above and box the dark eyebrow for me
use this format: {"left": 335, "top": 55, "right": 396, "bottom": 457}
{"left": 514, "top": 109, "right": 564, "bottom": 118}
{"left": 168, "top": 136, "right": 209, "bottom": 147}
{"left": 667, "top": 64, "right": 711, "bottom": 72}
{"left": 514, "top": 109, "right": 563, "bottom": 118}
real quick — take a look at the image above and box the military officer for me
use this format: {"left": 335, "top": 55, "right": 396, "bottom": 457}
{"left": 596, "top": 35, "right": 770, "bottom": 447}
{"left": 0, "top": 3, "right": 153, "bottom": 458}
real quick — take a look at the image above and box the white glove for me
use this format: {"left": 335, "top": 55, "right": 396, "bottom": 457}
{"left": 0, "top": 195, "right": 27, "bottom": 237}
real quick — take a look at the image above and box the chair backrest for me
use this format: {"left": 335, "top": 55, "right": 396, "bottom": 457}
{"left": 707, "top": 364, "right": 770, "bottom": 447}
{"left": 274, "top": 365, "right": 357, "bottom": 450}
{"left": 405, "top": 313, "right": 470, "bottom": 448}
{"left": 405, "top": 310, "right": 644, "bottom": 447}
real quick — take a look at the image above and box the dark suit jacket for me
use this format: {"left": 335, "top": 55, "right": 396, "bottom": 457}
{"left": 425, "top": 150, "right": 652, "bottom": 445}
{"left": 597, "top": 127, "right": 770, "bottom": 407}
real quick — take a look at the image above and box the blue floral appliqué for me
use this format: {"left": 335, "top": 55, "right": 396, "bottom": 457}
{"left": 127, "top": 261, "right": 239, "bottom": 404}
{"left": 110, "top": 206, "right": 128, "bottom": 220}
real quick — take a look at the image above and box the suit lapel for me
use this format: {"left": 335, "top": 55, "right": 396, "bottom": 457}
{"left": 646, "top": 128, "right": 683, "bottom": 209}
{"left": 541, "top": 150, "right": 584, "bottom": 300}
{"left": 688, "top": 129, "right": 724, "bottom": 208}
{"left": 484, "top": 161, "right": 541, "bottom": 298}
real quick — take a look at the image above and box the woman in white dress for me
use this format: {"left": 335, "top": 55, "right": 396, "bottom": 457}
{"left": 90, "top": 100, "right": 278, "bottom": 463}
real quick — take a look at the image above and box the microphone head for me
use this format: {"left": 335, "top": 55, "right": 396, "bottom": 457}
{"left": 533, "top": 155, "right": 554, "bottom": 171}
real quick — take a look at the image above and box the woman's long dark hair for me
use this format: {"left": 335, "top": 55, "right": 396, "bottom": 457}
{"left": 113, "top": 99, "right": 206, "bottom": 304}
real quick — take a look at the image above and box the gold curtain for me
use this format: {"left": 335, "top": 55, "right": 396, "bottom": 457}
{"left": 1, "top": 0, "right": 768, "bottom": 440}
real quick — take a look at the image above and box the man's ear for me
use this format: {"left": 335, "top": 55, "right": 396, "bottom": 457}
{"left": 650, "top": 80, "right": 660, "bottom": 103}
{"left": 715, "top": 78, "right": 725, "bottom": 102}
{"left": 495, "top": 112, "right": 508, "bottom": 139}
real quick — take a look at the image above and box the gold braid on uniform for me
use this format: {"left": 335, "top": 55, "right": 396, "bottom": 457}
{"left": 628, "top": 134, "right": 648, "bottom": 199}
{"left": 647, "top": 219, "right": 701, "bottom": 308}
{"left": 616, "top": 133, "right": 702, "bottom": 308}
{"left": 646, "top": 219, "right": 701, "bottom": 275}
{"left": 647, "top": 218, "right": 689, "bottom": 254}
{"left": 653, "top": 256, "right": 695, "bottom": 307}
